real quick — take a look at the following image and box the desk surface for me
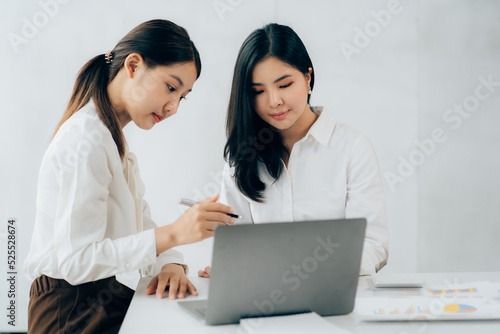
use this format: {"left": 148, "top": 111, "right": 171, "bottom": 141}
{"left": 120, "top": 272, "right": 500, "bottom": 333}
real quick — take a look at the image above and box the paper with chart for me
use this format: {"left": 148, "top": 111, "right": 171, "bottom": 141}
{"left": 356, "top": 281, "right": 500, "bottom": 321}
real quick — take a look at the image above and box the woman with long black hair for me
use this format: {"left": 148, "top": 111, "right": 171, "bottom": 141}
{"left": 199, "top": 23, "right": 388, "bottom": 278}
{"left": 24, "top": 19, "right": 235, "bottom": 333}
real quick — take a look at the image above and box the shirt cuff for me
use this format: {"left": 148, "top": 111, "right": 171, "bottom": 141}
{"left": 139, "top": 231, "right": 188, "bottom": 277}
{"left": 359, "top": 250, "right": 377, "bottom": 276}
{"left": 117, "top": 229, "right": 157, "bottom": 273}
{"left": 153, "top": 249, "right": 188, "bottom": 276}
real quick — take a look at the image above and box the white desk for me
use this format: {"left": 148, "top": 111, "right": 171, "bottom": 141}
{"left": 120, "top": 272, "right": 500, "bottom": 333}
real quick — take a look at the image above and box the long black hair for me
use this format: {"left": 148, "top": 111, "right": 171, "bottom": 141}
{"left": 53, "top": 19, "right": 201, "bottom": 160}
{"left": 224, "top": 23, "right": 314, "bottom": 202}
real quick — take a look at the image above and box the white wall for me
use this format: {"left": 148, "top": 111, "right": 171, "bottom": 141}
{"left": 0, "top": 0, "right": 498, "bottom": 331}
{"left": 417, "top": 0, "right": 500, "bottom": 272}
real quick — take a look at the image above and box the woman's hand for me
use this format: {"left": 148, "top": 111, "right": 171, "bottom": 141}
{"left": 146, "top": 263, "right": 198, "bottom": 300}
{"left": 198, "top": 266, "right": 211, "bottom": 278}
{"left": 155, "top": 194, "right": 235, "bottom": 255}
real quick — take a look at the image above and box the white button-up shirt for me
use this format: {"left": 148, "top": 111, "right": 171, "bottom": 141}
{"left": 220, "top": 107, "right": 389, "bottom": 275}
{"left": 24, "top": 101, "right": 184, "bottom": 289}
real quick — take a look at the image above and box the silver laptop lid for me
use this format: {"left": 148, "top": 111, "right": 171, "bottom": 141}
{"left": 205, "top": 218, "right": 366, "bottom": 325}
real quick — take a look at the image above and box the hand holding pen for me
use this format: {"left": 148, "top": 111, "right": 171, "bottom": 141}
{"left": 179, "top": 198, "right": 243, "bottom": 221}
{"left": 155, "top": 194, "right": 236, "bottom": 255}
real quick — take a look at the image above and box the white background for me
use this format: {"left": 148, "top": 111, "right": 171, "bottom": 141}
{"left": 0, "top": 0, "right": 499, "bottom": 331}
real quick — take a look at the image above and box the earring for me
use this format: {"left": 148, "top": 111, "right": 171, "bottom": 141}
{"left": 308, "top": 87, "right": 312, "bottom": 95}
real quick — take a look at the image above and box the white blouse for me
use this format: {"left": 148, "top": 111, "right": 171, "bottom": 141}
{"left": 220, "top": 107, "right": 389, "bottom": 275}
{"left": 24, "top": 101, "right": 184, "bottom": 289}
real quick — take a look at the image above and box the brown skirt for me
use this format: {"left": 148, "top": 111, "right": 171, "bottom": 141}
{"left": 28, "top": 275, "right": 134, "bottom": 334}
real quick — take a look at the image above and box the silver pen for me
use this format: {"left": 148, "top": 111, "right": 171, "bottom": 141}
{"left": 179, "top": 198, "right": 244, "bottom": 219}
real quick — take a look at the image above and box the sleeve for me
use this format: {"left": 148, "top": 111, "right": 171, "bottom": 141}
{"left": 141, "top": 199, "right": 188, "bottom": 276}
{"left": 345, "top": 134, "right": 389, "bottom": 275}
{"left": 53, "top": 132, "right": 157, "bottom": 285}
{"left": 219, "top": 162, "right": 253, "bottom": 224}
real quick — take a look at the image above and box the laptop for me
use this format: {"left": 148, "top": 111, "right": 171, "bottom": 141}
{"left": 178, "top": 218, "right": 366, "bottom": 325}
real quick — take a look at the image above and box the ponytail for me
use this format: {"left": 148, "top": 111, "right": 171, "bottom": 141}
{"left": 53, "top": 54, "right": 126, "bottom": 159}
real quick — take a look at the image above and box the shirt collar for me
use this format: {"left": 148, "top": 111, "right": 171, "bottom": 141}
{"left": 306, "top": 106, "right": 337, "bottom": 146}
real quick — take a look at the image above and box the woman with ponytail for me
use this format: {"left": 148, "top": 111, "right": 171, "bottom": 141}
{"left": 24, "top": 19, "right": 235, "bottom": 333}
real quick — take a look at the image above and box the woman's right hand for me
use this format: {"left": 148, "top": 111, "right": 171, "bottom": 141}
{"left": 198, "top": 266, "right": 211, "bottom": 278}
{"left": 155, "top": 194, "right": 235, "bottom": 255}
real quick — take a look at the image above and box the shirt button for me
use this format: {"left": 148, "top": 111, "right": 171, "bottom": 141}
{"left": 292, "top": 151, "right": 298, "bottom": 156}
{"left": 308, "top": 137, "right": 314, "bottom": 143}
{"left": 144, "top": 257, "right": 150, "bottom": 262}
{"left": 285, "top": 200, "right": 290, "bottom": 205}
{"left": 126, "top": 263, "right": 131, "bottom": 269}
